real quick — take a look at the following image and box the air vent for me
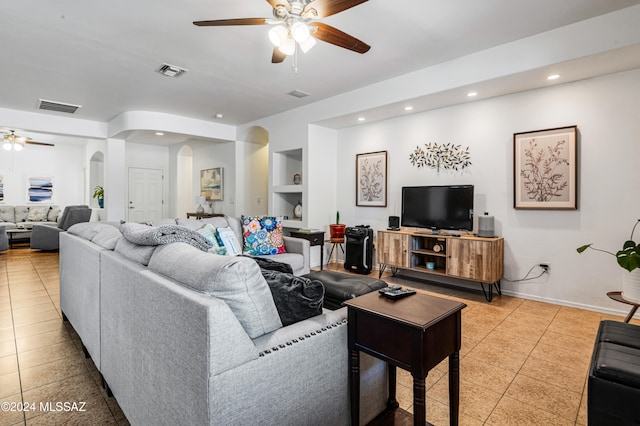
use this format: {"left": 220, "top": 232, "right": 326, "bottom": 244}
{"left": 156, "top": 63, "right": 188, "bottom": 78}
{"left": 38, "top": 99, "right": 82, "bottom": 114}
{"left": 288, "top": 89, "right": 310, "bottom": 99}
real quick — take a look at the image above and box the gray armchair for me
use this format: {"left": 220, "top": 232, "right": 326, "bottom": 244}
{"left": 30, "top": 205, "right": 92, "bottom": 250}
{"left": 0, "top": 225, "right": 8, "bottom": 252}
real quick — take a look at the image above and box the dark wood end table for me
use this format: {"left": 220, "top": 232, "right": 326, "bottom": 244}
{"left": 186, "top": 212, "right": 224, "bottom": 220}
{"left": 345, "top": 291, "right": 466, "bottom": 426}
{"left": 289, "top": 230, "right": 325, "bottom": 270}
{"left": 607, "top": 291, "right": 640, "bottom": 323}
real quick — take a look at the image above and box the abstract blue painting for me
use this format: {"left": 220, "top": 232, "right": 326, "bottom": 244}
{"left": 28, "top": 176, "right": 53, "bottom": 203}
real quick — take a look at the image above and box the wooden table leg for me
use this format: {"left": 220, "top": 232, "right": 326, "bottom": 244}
{"left": 387, "top": 364, "right": 399, "bottom": 409}
{"left": 625, "top": 305, "right": 639, "bottom": 323}
{"left": 350, "top": 348, "right": 360, "bottom": 426}
{"left": 413, "top": 372, "right": 427, "bottom": 426}
{"left": 449, "top": 351, "right": 460, "bottom": 426}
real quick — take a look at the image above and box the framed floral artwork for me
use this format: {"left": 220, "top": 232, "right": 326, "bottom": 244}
{"left": 513, "top": 126, "right": 578, "bottom": 210}
{"left": 356, "top": 151, "right": 387, "bottom": 207}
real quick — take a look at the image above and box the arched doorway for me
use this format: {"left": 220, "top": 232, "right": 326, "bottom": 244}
{"left": 177, "top": 145, "right": 193, "bottom": 217}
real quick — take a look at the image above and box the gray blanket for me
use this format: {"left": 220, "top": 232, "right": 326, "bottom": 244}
{"left": 121, "top": 222, "right": 212, "bottom": 252}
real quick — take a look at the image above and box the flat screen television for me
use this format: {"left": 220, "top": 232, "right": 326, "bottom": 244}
{"left": 401, "top": 185, "right": 474, "bottom": 232}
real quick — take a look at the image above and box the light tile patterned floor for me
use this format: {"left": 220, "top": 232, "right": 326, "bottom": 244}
{"left": 1, "top": 251, "right": 637, "bottom": 425}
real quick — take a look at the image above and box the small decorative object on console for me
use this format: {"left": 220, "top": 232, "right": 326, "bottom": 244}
{"left": 293, "top": 173, "right": 301, "bottom": 185}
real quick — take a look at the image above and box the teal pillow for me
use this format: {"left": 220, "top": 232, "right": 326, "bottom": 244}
{"left": 196, "top": 224, "right": 227, "bottom": 255}
{"left": 241, "top": 216, "right": 286, "bottom": 256}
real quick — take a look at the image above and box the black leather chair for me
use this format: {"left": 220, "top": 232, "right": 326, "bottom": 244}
{"left": 30, "top": 205, "right": 92, "bottom": 250}
{"left": 588, "top": 320, "right": 640, "bottom": 425}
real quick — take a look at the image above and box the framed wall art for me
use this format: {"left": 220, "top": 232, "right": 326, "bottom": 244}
{"left": 200, "top": 167, "right": 223, "bottom": 201}
{"left": 514, "top": 125, "right": 578, "bottom": 210}
{"left": 356, "top": 150, "right": 387, "bottom": 207}
{"left": 27, "top": 176, "right": 53, "bottom": 203}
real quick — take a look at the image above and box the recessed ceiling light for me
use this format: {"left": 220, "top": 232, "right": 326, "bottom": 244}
{"left": 214, "top": 113, "right": 224, "bottom": 119}
{"left": 467, "top": 92, "right": 478, "bottom": 97}
{"left": 404, "top": 106, "right": 414, "bottom": 111}
{"left": 357, "top": 117, "right": 366, "bottom": 122}
{"left": 155, "top": 132, "right": 164, "bottom": 136}
{"left": 547, "top": 74, "right": 560, "bottom": 80}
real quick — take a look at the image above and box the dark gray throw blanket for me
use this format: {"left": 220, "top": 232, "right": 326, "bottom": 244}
{"left": 120, "top": 222, "right": 212, "bottom": 252}
{"left": 242, "top": 255, "right": 324, "bottom": 326}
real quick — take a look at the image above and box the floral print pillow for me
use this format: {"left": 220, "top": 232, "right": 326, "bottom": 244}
{"left": 241, "top": 215, "right": 287, "bottom": 256}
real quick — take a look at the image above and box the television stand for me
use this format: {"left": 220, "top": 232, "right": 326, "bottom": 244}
{"left": 376, "top": 229, "right": 504, "bottom": 302}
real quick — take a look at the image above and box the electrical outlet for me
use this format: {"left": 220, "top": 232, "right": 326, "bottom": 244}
{"left": 539, "top": 263, "right": 550, "bottom": 272}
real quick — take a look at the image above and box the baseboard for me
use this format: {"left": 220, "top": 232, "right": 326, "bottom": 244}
{"left": 500, "top": 289, "right": 630, "bottom": 318}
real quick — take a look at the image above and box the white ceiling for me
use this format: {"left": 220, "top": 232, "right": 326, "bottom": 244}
{"left": 2, "top": 0, "right": 640, "bottom": 141}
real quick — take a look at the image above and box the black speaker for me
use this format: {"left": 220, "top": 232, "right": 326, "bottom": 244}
{"left": 388, "top": 216, "right": 400, "bottom": 230}
{"left": 344, "top": 226, "right": 374, "bottom": 274}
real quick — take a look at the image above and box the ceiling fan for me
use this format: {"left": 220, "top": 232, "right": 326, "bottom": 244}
{"left": 193, "top": 0, "right": 371, "bottom": 64}
{"left": 1, "top": 129, "right": 55, "bottom": 151}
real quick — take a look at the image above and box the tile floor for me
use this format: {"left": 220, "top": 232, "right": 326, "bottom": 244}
{"left": 0, "top": 250, "right": 636, "bottom": 425}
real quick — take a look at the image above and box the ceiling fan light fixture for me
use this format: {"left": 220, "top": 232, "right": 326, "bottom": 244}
{"left": 299, "top": 36, "right": 317, "bottom": 53}
{"left": 2, "top": 142, "right": 12, "bottom": 151}
{"left": 291, "top": 21, "right": 310, "bottom": 43}
{"left": 268, "top": 25, "right": 288, "bottom": 47}
{"left": 279, "top": 37, "right": 296, "bottom": 56}
{"left": 13, "top": 143, "right": 23, "bottom": 152}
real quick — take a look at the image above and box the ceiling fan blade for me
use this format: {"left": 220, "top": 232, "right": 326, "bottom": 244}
{"left": 312, "top": 22, "right": 370, "bottom": 54}
{"left": 272, "top": 48, "right": 287, "bottom": 63}
{"left": 25, "top": 141, "right": 55, "bottom": 147}
{"left": 304, "top": 0, "right": 369, "bottom": 18}
{"left": 193, "top": 18, "right": 269, "bottom": 27}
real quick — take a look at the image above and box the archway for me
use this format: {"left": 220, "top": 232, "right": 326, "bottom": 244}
{"left": 177, "top": 145, "right": 193, "bottom": 217}
{"left": 89, "top": 151, "right": 105, "bottom": 209}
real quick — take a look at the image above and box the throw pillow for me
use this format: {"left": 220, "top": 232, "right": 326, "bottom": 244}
{"left": 260, "top": 269, "right": 324, "bottom": 326}
{"left": 196, "top": 224, "right": 227, "bottom": 255}
{"left": 241, "top": 215, "right": 287, "bottom": 256}
{"left": 216, "top": 227, "right": 242, "bottom": 256}
{"left": 26, "top": 206, "right": 50, "bottom": 222}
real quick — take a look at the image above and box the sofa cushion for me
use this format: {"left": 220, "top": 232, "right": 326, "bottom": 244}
{"left": 241, "top": 215, "right": 286, "bottom": 256}
{"left": 68, "top": 222, "right": 122, "bottom": 250}
{"left": 0, "top": 206, "right": 14, "bottom": 223}
{"left": 14, "top": 206, "right": 29, "bottom": 222}
{"left": 260, "top": 270, "right": 324, "bottom": 326}
{"left": 48, "top": 206, "right": 61, "bottom": 222}
{"left": 27, "top": 206, "right": 50, "bottom": 222}
{"left": 115, "top": 238, "right": 157, "bottom": 266}
{"left": 261, "top": 252, "right": 304, "bottom": 274}
{"left": 148, "top": 243, "right": 282, "bottom": 338}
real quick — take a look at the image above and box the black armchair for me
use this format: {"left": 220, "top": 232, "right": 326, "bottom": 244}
{"left": 30, "top": 205, "right": 92, "bottom": 250}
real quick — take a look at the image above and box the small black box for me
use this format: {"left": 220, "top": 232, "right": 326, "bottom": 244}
{"left": 388, "top": 216, "right": 400, "bottom": 230}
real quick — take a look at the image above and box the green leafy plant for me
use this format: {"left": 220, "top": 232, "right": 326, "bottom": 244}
{"left": 577, "top": 219, "right": 640, "bottom": 272}
{"left": 92, "top": 186, "right": 104, "bottom": 200}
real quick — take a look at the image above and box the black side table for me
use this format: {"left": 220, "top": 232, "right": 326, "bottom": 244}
{"left": 289, "top": 231, "right": 325, "bottom": 270}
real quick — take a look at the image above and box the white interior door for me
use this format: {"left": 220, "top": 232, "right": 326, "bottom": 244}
{"left": 128, "top": 168, "right": 164, "bottom": 222}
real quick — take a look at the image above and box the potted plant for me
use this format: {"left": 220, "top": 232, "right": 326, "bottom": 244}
{"left": 93, "top": 185, "right": 104, "bottom": 208}
{"left": 577, "top": 219, "right": 640, "bottom": 303}
{"left": 329, "top": 211, "right": 346, "bottom": 239}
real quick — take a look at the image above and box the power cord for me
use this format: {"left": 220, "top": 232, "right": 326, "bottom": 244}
{"left": 502, "top": 264, "right": 549, "bottom": 283}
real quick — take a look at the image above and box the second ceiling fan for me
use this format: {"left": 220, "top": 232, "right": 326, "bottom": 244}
{"left": 193, "top": 0, "right": 371, "bottom": 64}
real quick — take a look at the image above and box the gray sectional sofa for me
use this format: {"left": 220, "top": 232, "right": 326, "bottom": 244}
{"left": 60, "top": 219, "right": 388, "bottom": 425}
{"left": 0, "top": 204, "right": 61, "bottom": 228}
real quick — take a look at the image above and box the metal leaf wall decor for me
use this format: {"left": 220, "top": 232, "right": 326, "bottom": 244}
{"left": 409, "top": 142, "right": 472, "bottom": 172}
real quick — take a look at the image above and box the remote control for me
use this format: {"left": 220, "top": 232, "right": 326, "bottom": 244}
{"left": 383, "top": 288, "right": 416, "bottom": 299}
{"left": 379, "top": 285, "right": 401, "bottom": 294}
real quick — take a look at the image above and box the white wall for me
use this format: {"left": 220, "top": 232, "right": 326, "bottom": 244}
{"left": 335, "top": 68, "right": 640, "bottom": 314}
{"left": 0, "top": 143, "right": 84, "bottom": 207}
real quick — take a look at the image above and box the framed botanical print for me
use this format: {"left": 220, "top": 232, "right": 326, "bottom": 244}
{"left": 514, "top": 126, "right": 578, "bottom": 210}
{"left": 356, "top": 151, "right": 387, "bottom": 207}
